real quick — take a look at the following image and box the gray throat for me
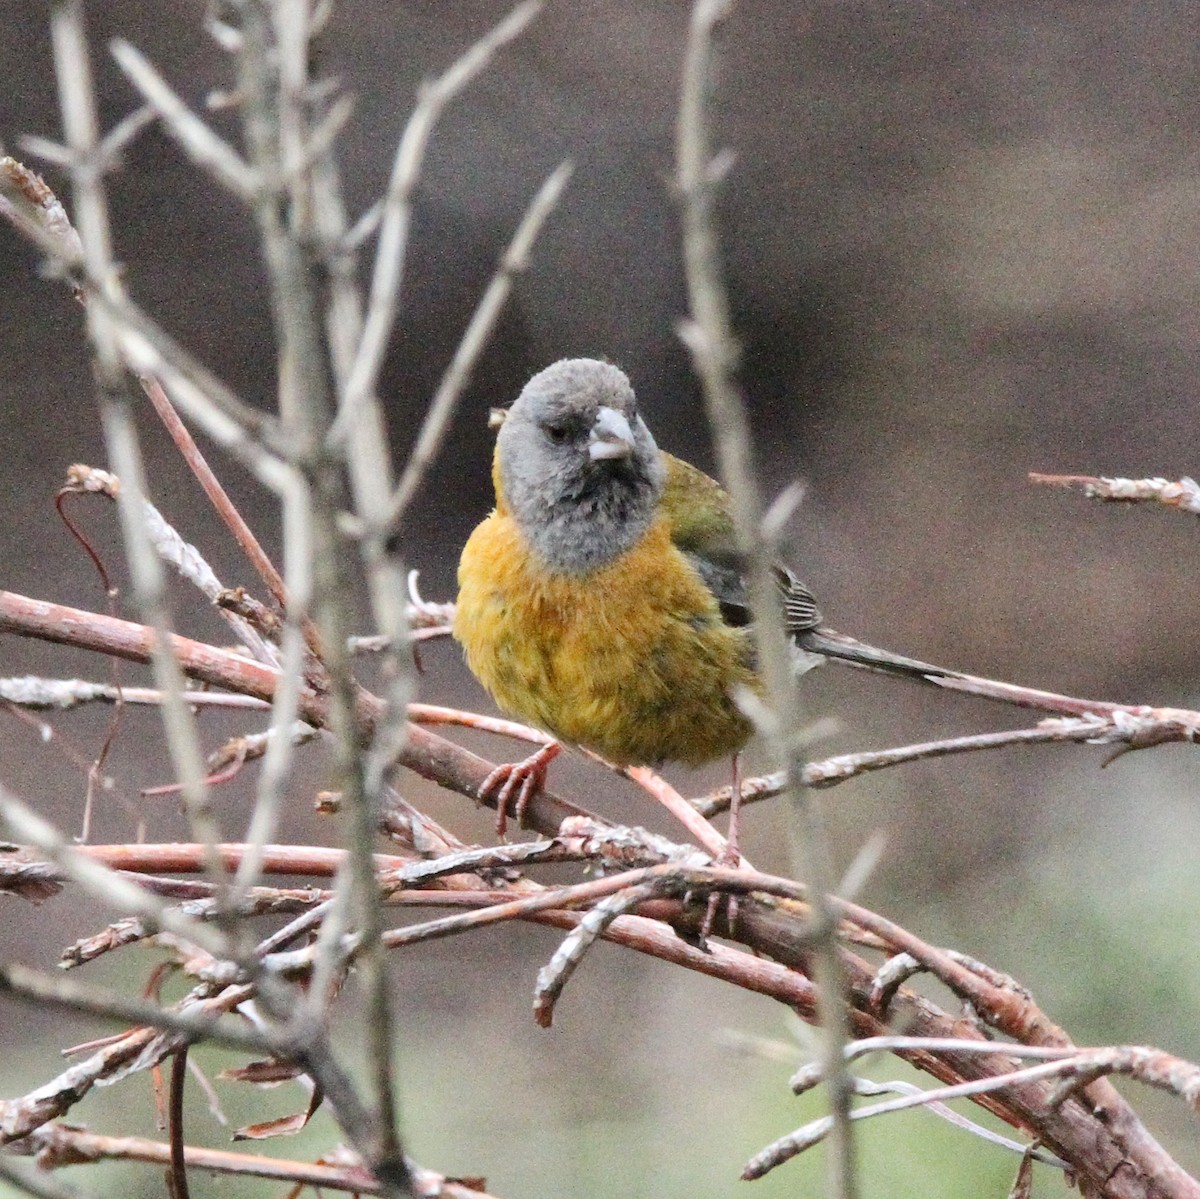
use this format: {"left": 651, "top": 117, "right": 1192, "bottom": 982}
{"left": 511, "top": 474, "right": 659, "bottom": 574}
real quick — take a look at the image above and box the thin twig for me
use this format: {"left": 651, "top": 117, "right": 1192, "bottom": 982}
{"left": 21, "top": 102, "right": 155, "bottom": 172}
{"left": 675, "top": 3, "right": 856, "bottom": 1194}
{"left": 803, "top": 713, "right": 1190, "bottom": 787}
{"left": 1031, "top": 472, "right": 1200, "bottom": 515}
{"left": 384, "top": 158, "right": 573, "bottom": 528}
{"left": 140, "top": 376, "right": 301, "bottom": 630}
{"left": 692, "top": 768, "right": 787, "bottom": 817}
{"left": 11, "top": 1123, "right": 506, "bottom": 1199}
{"left": 168, "top": 1049, "right": 192, "bottom": 1199}
{"left": 235, "top": 8, "right": 412, "bottom": 1189}
{"left": 746, "top": 1043, "right": 1200, "bottom": 1182}
{"left": 0, "top": 962, "right": 265, "bottom": 1052}
{"left": 51, "top": 0, "right": 230, "bottom": 906}
{"left": 0, "top": 677, "right": 269, "bottom": 710}
{"left": 110, "top": 38, "right": 259, "bottom": 201}
{"left": 332, "top": 1, "right": 541, "bottom": 448}
{"left": 406, "top": 702, "right": 553, "bottom": 746}
{"left": 623, "top": 764, "right": 734, "bottom": 861}
{"left": 61, "top": 461, "right": 277, "bottom": 665}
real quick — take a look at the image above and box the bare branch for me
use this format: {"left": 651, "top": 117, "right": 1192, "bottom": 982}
{"left": 0, "top": 677, "right": 265, "bottom": 711}
{"left": 675, "top": 3, "right": 857, "bottom": 1192}
{"left": 0, "top": 155, "right": 83, "bottom": 262}
{"left": 60, "top": 463, "right": 278, "bottom": 664}
{"left": 10, "top": 1124, "right": 507, "bottom": 1199}
{"left": 51, "top": 0, "right": 231, "bottom": 899}
{"left": 109, "top": 38, "right": 259, "bottom": 200}
{"left": 0, "top": 962, "right": 266, "bottom": 1053}
{"left": 0, "top": 783, "right": 228, "bottom": 959}
{"left": 335, "top": 2, "right": 541, "bottom": 443}
{"left": 803, "top": 711, "right": 1200, "bottom": 787}
{"left": 384, "top": 159, "right": 573, "bottom": 527}
{"left": 748, "top": 1042, "right": 1200, "bottom": 1183}
{"left": 1031, "top": 471, "right": 1200, "bottom": 516}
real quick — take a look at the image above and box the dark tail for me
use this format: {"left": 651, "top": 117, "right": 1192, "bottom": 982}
{"left": 798, "top": 627, "right": 961, "bottom": 682}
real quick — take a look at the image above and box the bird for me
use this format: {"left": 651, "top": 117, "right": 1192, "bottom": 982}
{"left": 454, "top": 357, "right": 956, "bottom": 849}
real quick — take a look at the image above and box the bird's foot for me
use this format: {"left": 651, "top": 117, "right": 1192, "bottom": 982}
{"left": 481, "top": 742, "right": 561, "bottom": 838}
{"left": 699, "top": 762, "right": 743, "bottom": 944}
{"left": 699, "top": 842, "right": 742, "bottom": 945}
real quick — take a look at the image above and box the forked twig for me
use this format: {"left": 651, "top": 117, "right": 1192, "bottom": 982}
{"left": 747, "top": 1039, "right": 1200, "bottom": 1182}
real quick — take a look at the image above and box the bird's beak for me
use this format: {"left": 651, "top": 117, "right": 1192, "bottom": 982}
{"left": 588, "top": 406, "right": 636, "bottom": 461}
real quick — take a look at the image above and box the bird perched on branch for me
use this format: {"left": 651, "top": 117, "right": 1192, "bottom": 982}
{"left": 454, "top": 357, "right": 955, "bottom": 845}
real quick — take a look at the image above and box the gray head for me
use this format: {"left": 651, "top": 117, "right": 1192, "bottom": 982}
{"left": 496, "top": 358, "right": 666, "bottom": 573}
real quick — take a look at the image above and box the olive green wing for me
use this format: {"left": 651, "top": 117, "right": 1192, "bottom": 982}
{"left": 660, "top": 452, "right": 822, "bottom": 635}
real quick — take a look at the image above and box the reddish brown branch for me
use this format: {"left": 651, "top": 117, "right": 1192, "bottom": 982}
{"left": 0, "top": 588, "right": 600, "bottom": 832}
{"left": 168, "top": 1049, "right": 191, "bottom": 1199}
{"left": 13, "top": 1122, "right": 501, "bottom": 1198}
{"left": 2, "top": 593, "right": 1198, "bottom": 1194}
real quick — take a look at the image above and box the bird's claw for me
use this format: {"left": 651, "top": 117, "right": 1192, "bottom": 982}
{"left": 698, "top": 842, "right": 742, "bottom": 945}
{"left": 481, "top": 742, "right": 561, "bottom": 838}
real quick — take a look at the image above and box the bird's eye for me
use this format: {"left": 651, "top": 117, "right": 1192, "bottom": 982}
{"left": 543, "top": 422, "right": 571, "bottom": 444}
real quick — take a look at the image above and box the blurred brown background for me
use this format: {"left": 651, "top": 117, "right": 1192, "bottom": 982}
{"left": 2, "top": 2, "right": 1200, "bottom": 1196}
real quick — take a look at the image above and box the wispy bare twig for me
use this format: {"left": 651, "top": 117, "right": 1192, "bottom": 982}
{"left": 674, "top": 3, "right": 857, "bottom": 1193}
{"left": 385, "top": 158, "right": 573, "bottom": 529}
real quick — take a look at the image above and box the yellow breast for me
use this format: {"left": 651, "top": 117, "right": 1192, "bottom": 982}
{"left": 454, "top": 510, "right": 757, "bottom": 766}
